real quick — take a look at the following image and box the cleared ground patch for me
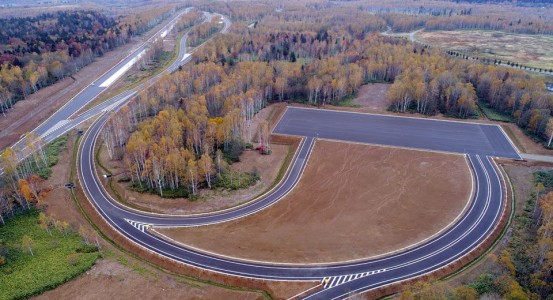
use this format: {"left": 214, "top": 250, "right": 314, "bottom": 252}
{"left": 415, "top": 30, "right": 553, "bottom": 70}
{"left": 350, "top": 83, "right": 391, "bottom": 112}
{"left": 157, "top": 140, "right": 472, "bottom": 263}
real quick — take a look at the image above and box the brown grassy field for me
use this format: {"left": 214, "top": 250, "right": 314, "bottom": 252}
{"left": 415, "top": 30, "right": 553, "bottom": 70}
{"left": 157, "top": 140, "right": 472, "bottom": 264}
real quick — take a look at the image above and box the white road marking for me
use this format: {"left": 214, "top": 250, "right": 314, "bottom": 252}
{"left": 99, "top": 49, "right": 146, "bottom": 88}
{"left": 40, "top": 119, "right": 70, "bottom": 138}
{"left": 102, "top": 95, "right": 133, "bottom": 113}
{"left": 181, "top": 53, "right": 191, "bottom": 62}
{"left": 125, "top": 219, "right": 150, "bottom": 233}
{"left": 322, "top": 269, "right": 387, "bottom": 289}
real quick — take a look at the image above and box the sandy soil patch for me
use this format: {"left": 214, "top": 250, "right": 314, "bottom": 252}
{"left": 351, "top": 83, "right": 391, "bottom": 112}
{"left": 158, "top": 140, "right": 471, "bottom": 264}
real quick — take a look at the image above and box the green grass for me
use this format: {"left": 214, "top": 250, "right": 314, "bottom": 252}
{"left": 477, "top": 100, "right": 514, "bottom": 123}
{"left": 214, "top": 170, "right": 259, "bottom": 191}
{"left": 0, "top": 210, "right": 100, "bottom": 300}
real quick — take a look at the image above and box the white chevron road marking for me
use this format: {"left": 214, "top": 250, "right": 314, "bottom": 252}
{"left": 125, "top": 219, "right": 152, "bottom": 233}
{"left": 321, "top": 269, "right": 387, "bottom": 289}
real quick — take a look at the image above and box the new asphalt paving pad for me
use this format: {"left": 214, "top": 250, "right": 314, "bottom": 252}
{"left": 273, "top": 107, "right": 520, "bottom": 159}
{"left": 157, "top": 140, "right": 471, "bottom": 264}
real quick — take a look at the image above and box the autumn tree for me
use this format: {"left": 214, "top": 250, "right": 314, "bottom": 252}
{"left": 39, "top": 212, "right": 53, "bottom": 236}
{"left": 198, "top": 151, "right": 215, "bottom": 189}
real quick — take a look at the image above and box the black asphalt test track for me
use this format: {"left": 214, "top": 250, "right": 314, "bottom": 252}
{"left": 273, "top": 107, "right": 521, "bottom": 159}
{"left": 79, "top": 103, "right": 520, "bottom": 299}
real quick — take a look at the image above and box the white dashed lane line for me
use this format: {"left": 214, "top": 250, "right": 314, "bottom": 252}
{"left": 321, "top": 269, "right": 387, "bottom": 289}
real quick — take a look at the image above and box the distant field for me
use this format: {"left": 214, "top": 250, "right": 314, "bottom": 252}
{"left": 415, "top": 30, "right": 553, "bottom": 70}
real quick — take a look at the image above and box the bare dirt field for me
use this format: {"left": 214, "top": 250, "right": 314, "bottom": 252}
{"left": 415, "top": 30, "right": 553, "bottom": 70}
{"left": 158, "top": 140, "right": 472, "bottom": 264}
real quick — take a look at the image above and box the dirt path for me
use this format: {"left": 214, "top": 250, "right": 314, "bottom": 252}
{"left": 158, "top": 140, "right": 472, "bottom": 264}
{"left": 381, "top": 26, "right": 423, "bottom": 42}
{"left": 350, "top": 83, "right": 391, "bottom": 112}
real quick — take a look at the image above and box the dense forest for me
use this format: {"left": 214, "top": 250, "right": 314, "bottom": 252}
{"left": 0, "top": 11, "right": 125, "bottom": 115}
{"left": 0, "top": 6, "right": 183, "bottom": 220}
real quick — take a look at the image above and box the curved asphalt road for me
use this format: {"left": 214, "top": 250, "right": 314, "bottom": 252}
{"left": 78, "top": 104, "right": 519, "bottom": 299}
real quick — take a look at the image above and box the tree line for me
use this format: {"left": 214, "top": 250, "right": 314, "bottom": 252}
{"left": 0, "top": 6, "right": 182, "bottom": 118}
